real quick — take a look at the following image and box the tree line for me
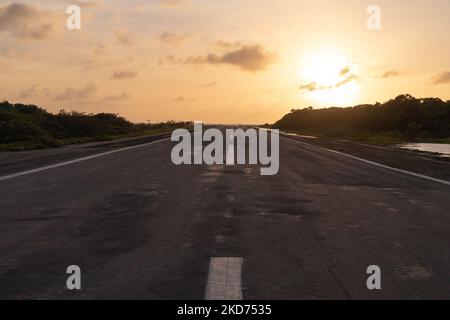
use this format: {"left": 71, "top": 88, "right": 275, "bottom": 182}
{"left": 0, "top": 101, "right": 192, "bottom": 150}
{"left": 273, "top": 94, "right": 450, "bottom": 141}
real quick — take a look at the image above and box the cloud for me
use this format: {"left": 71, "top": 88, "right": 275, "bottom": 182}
{"left": 340, "top": 67, "right": 351, "bottom": 77}
{"left": 18, "top": 84, "right": 38, "bottom": 99}
{"left": 159, "top": 31, "right": 190, "bottom": 45}
{"left": 202, "top": 82, "right": 216, "bottom": 88}
{"left": 62, "top": 0, "right": 102, "bottom": 8}
{"left": 0, "top": 3, "right": 57, "bottom": 40}
{"left": 173, "top": 96, "right": 195, "bottom": 103}
{"left": 381, "top": 70, "right": 400, "bottom": 78}
{"left": 158, "top": 55, "right": 179, "bottom": 66}
{"left": 115, "top": 29, "right": 135, "bottom": 47}
{"left": 104, "top": 92, "right": 130, "bottom": 101}
{"left": 300, "top": 67, "right": 357, "bottom": 92}
{"left": 55, "top": 84, "right": 98, "bottom": 101}
{"left": 431, "top": 71, "right": 450, "bottom": 84}
{"left": 216, "top": 40, "right": 242, "bottom": 50}
{"left": 161, "top": 43, "right": 277, "bottom": 72}
{"left": 201, "top": 44, "right": 277, "bottom": 72}
{"left": 94, "top": 43, "right": 108, "bottom": 55}
{"left": 42, "top": 88, "right": 51, "bottom": 97}
{"left": 158, "top": 0, "right": 190, "bottom": 6}
{"left": 111, "top": 70, "right": 138, "bottom": 79}
{"left": 17, "top": 84, "right": 51, "bottom": 99}
{"left": 299, "top": 82, "right": 324, "bottom": 92}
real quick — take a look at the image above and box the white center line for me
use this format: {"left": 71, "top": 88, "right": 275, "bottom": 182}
{"left": 0, "top": 138, "right": 170, "bottom": 182}
{"left": 205, "top": 257, "right": 243, "bottom": 300}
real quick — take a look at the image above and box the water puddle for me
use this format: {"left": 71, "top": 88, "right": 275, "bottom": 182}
{"left": 398, "top": 143, "right": 450, "bottom": 157}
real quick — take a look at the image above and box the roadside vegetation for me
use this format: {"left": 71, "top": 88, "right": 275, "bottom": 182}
{"left": 0, "top": 101, "right": 192, "bottom": 151}
{"left": 273, "top": 94, "right": 450, "bottom": 145}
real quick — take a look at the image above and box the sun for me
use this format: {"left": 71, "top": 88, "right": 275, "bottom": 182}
{"left": 302, "top": 52, "right": 348, "bottom": 86}
{"left": 299, "top": 51, "right": 359, "bottom": 105}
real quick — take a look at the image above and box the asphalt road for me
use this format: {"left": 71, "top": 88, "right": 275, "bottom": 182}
{"left": 0, "top": 132, "right": 450, "bottom": 299}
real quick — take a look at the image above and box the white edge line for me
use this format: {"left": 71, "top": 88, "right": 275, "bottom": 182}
{"left": 282, "top": 133, "right": 450, "bottom": 187}
{"left": 0, "top": 138, "right": 171, "bottom": 182}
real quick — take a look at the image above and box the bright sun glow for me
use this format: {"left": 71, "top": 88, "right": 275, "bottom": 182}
{"left": 299, "top": 51, "right": 359, "bottom": 106}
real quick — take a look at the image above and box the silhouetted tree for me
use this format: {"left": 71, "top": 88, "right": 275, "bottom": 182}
{"left": 273, "top": 95, "right": 450, "bottom": 140}
{"left": 0, "top": 101, "right": 193, "bottom": 149}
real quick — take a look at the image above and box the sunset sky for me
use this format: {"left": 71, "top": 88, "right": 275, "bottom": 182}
{"left": 1, "top": 0, "right": 449, "bottom": 123}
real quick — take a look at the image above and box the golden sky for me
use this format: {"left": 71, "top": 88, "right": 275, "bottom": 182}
{"left": 1, "top": 0, "right": 449, "bottom": 124}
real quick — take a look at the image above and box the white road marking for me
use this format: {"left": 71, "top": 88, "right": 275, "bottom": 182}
{"left": 284, "top": 133, "right": 318, "bottom": 139}
{"left": 284, "top": 134, "right": 450, "bottom": 186}
{"left": 325, "top": 148, "right": 450, "bottom": 186}
{"left": 205, "top": 257, "right": 243, "bottom": 300}
{"left": 0, "top": 138, "right": 170, "bottom": 182}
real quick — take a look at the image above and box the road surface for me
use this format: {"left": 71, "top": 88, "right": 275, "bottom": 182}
{"left": 0, "top": 132, "right": 449, "bottom": 299}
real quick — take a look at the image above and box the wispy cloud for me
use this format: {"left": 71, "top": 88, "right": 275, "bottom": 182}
{"left": 300, "top": 67, "right": 357, "bottom": 92}
{"left": 431, "top": 71, "right": 450, "bottom": 84}
{"left": 158, "top": 0, "right": 190, "bottom": 7}
{"left": 61, "top": 0, "right": 103, "bottom": 8}
{"left": 18, "top": 84, "right": 39, "bottom": 99}
{"left": 115, "top": 29, "right": 135, "bottom": 47}
{"left": 202, "top": 82, "right": 216, "bottom": 88}
{"left": 159, "top": 31, "right": 191, "bottom": 45}
{"left": 161, "top": 42, "right": 277, "bottom": 72}
{"left": 381, "top": 70, "right": 400, "bottom": 78}
{"left": 173, "top": 96, "right": 185, "bottom": 103}
{"left": 104, "top": 92, "right": 130, "bottom": 101}
{"left": 173, "top": 96, "right": 195, "bottom": 103}
{"left": 55, "top": 84, "right": 98, "bottom": 101}
{"left": 111, "top": 70, "right": 139, "bottom": 79}
{"left": 0, "top": 3, "right": 59, "bottom": 40}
